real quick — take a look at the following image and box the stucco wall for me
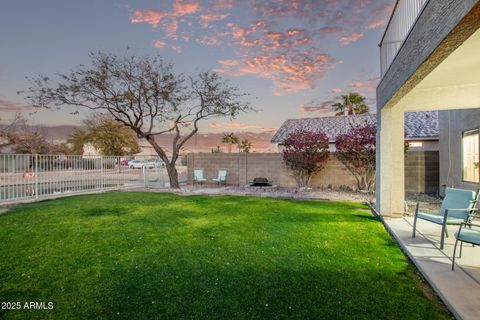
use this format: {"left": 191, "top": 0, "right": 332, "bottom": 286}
{"left": 187, "top": 152, "right": 438, "bottom": 193}
{"left": 439, "top": 108, "right": 480, "bottom": 193}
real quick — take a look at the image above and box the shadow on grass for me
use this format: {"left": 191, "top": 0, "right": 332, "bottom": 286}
{"left": 83, "top": 207, "right": 129, "bottom": 217}
{"left": 252, "top": 212, "right": 378, "bottom": 224}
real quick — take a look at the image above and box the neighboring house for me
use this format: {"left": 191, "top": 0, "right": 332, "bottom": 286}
{"left": 439, "top": 108, "right": 480, "bottom": 193}
{"left": 376, "top": 0, "right": 480, "bottom": 216}
{"left": 271, "top": 112, "right": 439, "bottom": 152}
{"left": 82, "top": 143, "right": 101, "bottom": 159}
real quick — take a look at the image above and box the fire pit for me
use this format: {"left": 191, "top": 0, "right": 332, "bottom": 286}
{"left": 245, "top": 178, "right": 277, "bottom": 191}
{"left": 250, "top": 177, "right": 272, "bottom": 186}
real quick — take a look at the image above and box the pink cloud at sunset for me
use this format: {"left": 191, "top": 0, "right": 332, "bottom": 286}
{"left": 366, "top": 19, "right": 387, "bottom": 29}
{"left": 131, "top": 0, "right": 200, "bottom": 39}
{"left": 210, "top": 122, "right": 276, "bottom": 133}
{"left": 251, "top": 0, "right": 392, "bottom": 29}
{"left": 152, "top": 39, "right": 167, "bottom": 48}
{"left": 338, "top": 32, "right": 364, "bottom": 46}
{"left": 130, "top": 0, "right": 394, "bottom": 97}
{"left": 173, "top": 0, "right": 200, "bottom": 16}
{"left": 318, "top": 26, "right": 345, "bottom": 35}
{"left": 162, "top": 19, "right": 179, "bottom": 39}
{"left": 131, "top": 9, "right": 168, "bottom": 28}
{"left": 216, "top": 50, "right": 337, "bottom": 95}
{"left": 200, "top": 13, "right": 230, "bottom": 22}
{"left": 214, "top": 20, "right": 338, "bottom": 94}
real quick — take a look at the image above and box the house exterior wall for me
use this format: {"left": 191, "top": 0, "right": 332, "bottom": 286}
{"left": 277, "top": 140, "right": 438, "bottom": 153}
{"left": 376, "top": 1, "right": 480, "bottom": 216}
{"left": 377, "top": 0, "right": 480, "bottom": 110}
{"left": 187, "top": 152, "right": 438, "bottom": 193}
{"left": 439, "top": 108, "right": 480, "bottom": 193}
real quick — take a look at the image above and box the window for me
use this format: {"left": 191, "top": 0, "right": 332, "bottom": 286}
{"left": 463, "top": 130, "right": 479, "bottom": 183}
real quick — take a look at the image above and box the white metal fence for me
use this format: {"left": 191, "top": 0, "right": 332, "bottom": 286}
{"left": 379, "top": 0, "right": 429, "bottom": 77}
{"left": 0, "top": 154, "right": 188, "bottom": 204}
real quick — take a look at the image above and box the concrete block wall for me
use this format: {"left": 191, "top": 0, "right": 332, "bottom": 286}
{"left": 187, "top": 152, "right": 439, "bottom": 194}
{"left": 405, "top": 151, "right": 440, "bottom": 194}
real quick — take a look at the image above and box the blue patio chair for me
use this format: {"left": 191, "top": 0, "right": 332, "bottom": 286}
{"left": 194, "top": 169, "right": 206, "bottom": 185}
{"left": 212, "top": 170, "right": 227, "bottom": 185}
{"left": 452, "top": 222, "right": 480, "bottom": 270}
{"left": 412, "top": 188, "right": 479, "bottom": 249}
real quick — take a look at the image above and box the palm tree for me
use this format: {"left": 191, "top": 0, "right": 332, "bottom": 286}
{"left": 221, "top": 132, "right": 239, "bottom": 153}
{"left": 331, "top": 92, "right": 369, "bottom": 116}
{"left": 238, "top": 139, "right": 252, "bottom": 153}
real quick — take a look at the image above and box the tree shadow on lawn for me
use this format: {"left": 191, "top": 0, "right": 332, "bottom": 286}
{"left": 235, "top": 212, "right": 377, "bottom": 224}
{"left": 83, "top": 207, "right": 129, "bottom": 217}
{"left": 70, "top": 259, "right": 449, "bottom": 320}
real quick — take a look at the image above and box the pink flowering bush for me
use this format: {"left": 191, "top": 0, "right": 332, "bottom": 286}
{"left": 282, "top": 130, "right": 330, "bottom": 188}
{"left": 335, "top": 123, "right": 376, "bottom": 192}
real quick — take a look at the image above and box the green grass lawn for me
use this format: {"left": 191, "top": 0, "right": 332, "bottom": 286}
{"left": 0, "top": 192, "right": 448, "bottom": 319}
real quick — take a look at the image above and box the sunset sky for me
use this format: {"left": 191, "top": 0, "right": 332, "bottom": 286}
{"left": 0, "top": 0, "right": 394, "bottom": 136}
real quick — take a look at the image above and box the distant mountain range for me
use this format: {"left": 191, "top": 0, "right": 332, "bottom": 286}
{"left": 162, "top": 131, "right": 278, "bottom": 153}
{"left": 0, "top": 124, "right": 278, "bottom": 153}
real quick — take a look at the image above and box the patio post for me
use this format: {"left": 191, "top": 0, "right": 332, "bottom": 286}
{"left": 377, "top": 105, "right": 405, "bottom": 217}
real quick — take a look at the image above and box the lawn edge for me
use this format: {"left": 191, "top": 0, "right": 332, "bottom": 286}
{"left": 367, "top": 203, "right": 456, "bottom": 320}
{"left": 127, "top": 188, "right": 369, "bottom": 203}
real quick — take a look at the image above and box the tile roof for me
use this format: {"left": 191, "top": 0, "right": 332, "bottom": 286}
{"left": 271, "top": 111, "right": 438, "bottom": 143}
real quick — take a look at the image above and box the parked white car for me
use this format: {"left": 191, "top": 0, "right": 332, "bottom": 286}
{"left": 146, "top": 159, "right": 165, "bottom": 168}
{"left": 128, "top": 159, "right": 164, "bottom": 169}
{"left": 128, "top": 160, "right": 147, "bottom": 169}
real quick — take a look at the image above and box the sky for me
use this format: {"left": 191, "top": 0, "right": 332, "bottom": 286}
{"left": 0, "top": 0, "right": 394, "bottom": 138}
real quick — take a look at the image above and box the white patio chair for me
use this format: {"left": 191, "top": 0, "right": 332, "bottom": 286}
{"left": 212, "top": 170, "right": 227, "bottom": 185}
{"left": 194, "top": 169, "right": 207, "bottom": 185}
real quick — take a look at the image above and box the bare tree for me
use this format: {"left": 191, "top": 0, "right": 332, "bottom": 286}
{"left": 25, "top": 51, "right": 252, "bottom": 188}
{"left": 1, "top": 114, "right": 72, "bottom": 154}
{"left": 0, "top": 114, "right": 22, "bottom": 148}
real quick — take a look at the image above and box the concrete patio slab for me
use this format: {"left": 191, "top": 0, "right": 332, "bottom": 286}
{"left": 384, "top": 217, "right": 480, "bottom": 320}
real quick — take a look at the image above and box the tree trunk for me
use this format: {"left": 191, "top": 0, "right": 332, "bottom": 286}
{"left": 166, "top": 162, "right": 180, "bottom": 189}
{"left": 306, "top": 173, "right": 313, "bottom": 187}
{"left": 144, "top": 135, "right": 181, "bottom": 189}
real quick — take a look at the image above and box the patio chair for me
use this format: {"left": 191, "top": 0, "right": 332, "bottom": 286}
{"left": 212, "top": 170, "right": 227, "bottom": 185}
{"left": 452, "top": 221, "right": 480, "bottom": 270}
{"left": 412, "top": 188, "right": 479, "bottom": 249}
{"left": 194, "top": 169, "right": 207, "bottom": 185}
